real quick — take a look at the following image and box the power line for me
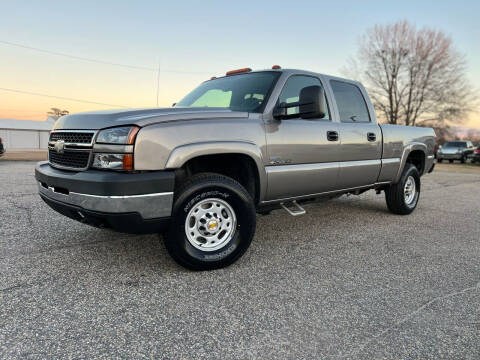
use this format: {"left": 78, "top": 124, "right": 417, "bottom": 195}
{"left": 0, "top": 40, "right": 213, "bottom": 74}
{"left": 0, "top": 40, "right": 155, "bottom": 71}
{"left": 0, "top": 87, "right": 128, "bottom": 108}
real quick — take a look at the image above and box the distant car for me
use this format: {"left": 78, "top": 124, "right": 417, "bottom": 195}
{"left": 437, "top": 141, "right": 475, "bottom": 163}
{"left": 468, "top": 145, "right": 480, "bottom": 164}
{"left": 0, "top": 137, "right": 5, "bottom": 157}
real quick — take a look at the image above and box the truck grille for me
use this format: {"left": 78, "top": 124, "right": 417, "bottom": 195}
{"left": 48, "top": 130, "right": 96, "bottom": 170}
{"left": 48, "top": 150, "right": 91, "bottom": 169}
{"left": 50, "top": 132, "right": 94, "bottom": 144}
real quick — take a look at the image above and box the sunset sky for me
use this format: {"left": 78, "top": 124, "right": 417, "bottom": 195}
{"left": 1, "top": 0, "right": 479, "bottom": 127}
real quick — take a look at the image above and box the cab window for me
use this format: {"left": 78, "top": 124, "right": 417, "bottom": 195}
{"left": 279, "top": 75, "right": 330, "bottom": 119}
{"left": 330, "top": 80, "right": 371, "bottom": 123}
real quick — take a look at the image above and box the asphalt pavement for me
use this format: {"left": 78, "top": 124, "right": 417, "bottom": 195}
{"left": 1, "top": 161, "right": 479, "bottom": 359}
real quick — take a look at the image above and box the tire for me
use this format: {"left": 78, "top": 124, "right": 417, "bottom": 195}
{"left": 385, "top": 163, "right": 420, "bottom": 215}
{"left": 449, "top": 159, "right": 454, "bottom": 163}
{"left": 163, "top": 173, "right": 256, "bottom": 270}
{"left": 461, "top": 156, "right": 466, "bottom": 164}
{"left": 437, "top": 158, "right": 442, "bottom": 163}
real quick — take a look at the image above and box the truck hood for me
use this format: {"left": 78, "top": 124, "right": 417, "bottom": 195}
{"left": 52, "top": 107, "right": 249, "bottom": 130}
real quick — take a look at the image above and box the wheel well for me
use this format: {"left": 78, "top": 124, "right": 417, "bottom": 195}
{"left": 406, "top": 150, "right": 425, "bottom": 175}
{"left": 175, "top": 154, "right": 260, "bottom": 204}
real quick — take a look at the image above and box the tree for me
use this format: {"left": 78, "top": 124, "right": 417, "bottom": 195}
{"left": 345, "top": 20, "right": 477, "bottom": 127}
{"left": 47, "top": 107, "right": 69, "bottom": 118}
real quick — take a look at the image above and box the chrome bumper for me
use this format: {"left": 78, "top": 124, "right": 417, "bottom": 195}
{"left": 38, "top": 182, "right": 173, "bottom": 219}
{"left": 437, "top": 153, "right": 462, "bottom": 159}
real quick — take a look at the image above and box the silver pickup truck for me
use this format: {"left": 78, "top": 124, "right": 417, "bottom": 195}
{"left": 35, "top": 67, "right": 435, "bottom": 270}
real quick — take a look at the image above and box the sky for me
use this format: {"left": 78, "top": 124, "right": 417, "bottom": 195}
{"left": 1, "top": 0, "right": 479, "bottom": 127}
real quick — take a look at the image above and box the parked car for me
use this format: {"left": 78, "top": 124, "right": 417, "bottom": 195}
{"left": 468, "top": 145, "right": 480, "bottom": 163}
{"left": 35, "top": 67, "right": 435, "bottom": 270}
{"left": 0, "top": 137, "right": 5, "bottom": 157}
{"left": 437, "top": 141, "right": 475, "bottom": 163}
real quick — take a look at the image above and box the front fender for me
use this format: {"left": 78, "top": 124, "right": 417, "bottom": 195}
{"left": 165, "top": 141, "right": 267, "bottom": 201}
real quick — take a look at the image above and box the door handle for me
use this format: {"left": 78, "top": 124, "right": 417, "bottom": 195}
{"left": 367, "top": 132, "right": 376, "bottom": 142}
{"left": 327, "top": 131, "right": 339, "bottom": 142}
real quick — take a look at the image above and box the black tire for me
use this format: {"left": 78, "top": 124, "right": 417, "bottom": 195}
{"left": 437, "top": 158, "right": 442, "bottom": 163}
{"left": 449, "top": 159, "right": 454, "bottom": 163}
{"left": 163, "top": 173, "right": 256, "bottom": 271}
{"left": 461, "top": 156, "right": 466, "bottom": 164}
{"left": 385, "top": 163, "right": 420, "bottom": 215}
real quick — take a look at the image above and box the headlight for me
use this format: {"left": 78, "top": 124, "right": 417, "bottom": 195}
{"left": 96, "top": 126, "right": 139, "bottom": 144}
{"left": 92, "top": 153, "right": 134, "bottom": 170}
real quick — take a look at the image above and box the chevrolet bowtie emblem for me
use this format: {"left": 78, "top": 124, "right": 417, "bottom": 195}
{"left": 54, "top": 140, "right": 65, "bottom": 154}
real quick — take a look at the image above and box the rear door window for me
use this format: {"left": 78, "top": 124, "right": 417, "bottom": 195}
{"left": 330, "top": 80, "right": 371, "bottom": 123}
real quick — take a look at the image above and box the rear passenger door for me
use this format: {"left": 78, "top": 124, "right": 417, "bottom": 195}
{"left": 330, "top": 80, "right": 382, "bottom": 189}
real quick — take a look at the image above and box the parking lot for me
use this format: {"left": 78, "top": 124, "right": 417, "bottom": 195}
{"left": 1, "top": 161, "right": 479, "bottom": 359}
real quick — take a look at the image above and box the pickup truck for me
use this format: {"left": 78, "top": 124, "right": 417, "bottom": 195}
{"left": 436, "top": 141, "right": 475, "bottom": 163}
{"left": 35, "top": 67, "right": 435, "bottom": 270}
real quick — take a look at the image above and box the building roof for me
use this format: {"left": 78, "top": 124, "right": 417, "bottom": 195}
{"left": 0, "top": 117, "right": 56, "bottom": 131}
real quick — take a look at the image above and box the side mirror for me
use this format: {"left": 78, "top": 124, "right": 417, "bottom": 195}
{"left": 299, "top": 85, "right": 326, "bottom": 119}
{"left": 273, "top": 85, "right": 326, "bottom": 120}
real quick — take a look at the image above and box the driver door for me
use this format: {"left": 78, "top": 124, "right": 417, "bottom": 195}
{"left": 264, "top": 75, "right": 340, "bottom": 201}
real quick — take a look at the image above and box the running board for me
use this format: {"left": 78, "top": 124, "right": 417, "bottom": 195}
{"left": 280, "top": 200, "right": 306, "bottom": 216}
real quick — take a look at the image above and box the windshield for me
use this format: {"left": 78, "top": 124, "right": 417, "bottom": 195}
{"left": 444, "top": 141, "right": 467, "bottom": 148}
{"left": 175, "top": 71, "right": 280, "bottom": 113}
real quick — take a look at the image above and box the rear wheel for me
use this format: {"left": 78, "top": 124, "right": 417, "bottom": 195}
{"left": 163, "top": 173, "right": 256, "bottom": 270}
{"left": 385, "top": 163, "right": 420, "bottom": 215}
{"left": 449, "top": 159, "right": 454, "bottom": 163}
{"left": 437, "top": 158, "right": 443, "bottom": 163}
{"left": 461, "top": 156, "right": 466, "bottom": 164}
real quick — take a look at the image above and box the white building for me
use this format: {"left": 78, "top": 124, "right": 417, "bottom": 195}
{"left": 0, "top": 117, "right": 56, "bottom": 150}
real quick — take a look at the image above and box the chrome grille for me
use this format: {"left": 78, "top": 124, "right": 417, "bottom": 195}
{"left": 49, "top": 132, "right": 94, "bottom": 144}
{"left": 48, "top": 130, "right": 96, "bottom": 170}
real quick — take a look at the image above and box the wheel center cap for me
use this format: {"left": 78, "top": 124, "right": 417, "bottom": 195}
{"left": 207, "top": 220, "right": 218, "bottom": 232}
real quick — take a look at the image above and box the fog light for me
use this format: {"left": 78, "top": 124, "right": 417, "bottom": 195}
{"left": 92, "top": 153, "right": 129, "bottom": 170}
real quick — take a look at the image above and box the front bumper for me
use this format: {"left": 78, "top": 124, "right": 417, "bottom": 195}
{"left": 35, "top": 162, "right": 175, "bottom": 233}
{"left": 437, "top": 153, "right": 462, "bottom": 160}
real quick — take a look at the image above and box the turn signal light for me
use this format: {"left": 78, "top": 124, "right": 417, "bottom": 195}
{"left": 226, "top": 68, "right": 251, "bottom": 76}
{"left": 123, "top": 154, "right": 134, "bottom": 170}
{"left": 126, "top": 126, "right": 140, "bottom": 145}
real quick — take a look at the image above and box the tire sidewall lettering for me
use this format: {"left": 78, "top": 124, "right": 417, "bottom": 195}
{"left": 183, "top": 190, "right": 230, "bottom": 213}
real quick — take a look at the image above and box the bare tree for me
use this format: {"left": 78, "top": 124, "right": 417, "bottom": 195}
{"left": 47, "top": 107, "right": 69, "bottom": 118}
{"left": 345, "top": 20, "right": 477, "bottom": 126}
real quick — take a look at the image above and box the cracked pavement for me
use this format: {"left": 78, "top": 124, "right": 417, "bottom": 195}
{"left": 1, "top": 161, "right": 479, "bottom": 359}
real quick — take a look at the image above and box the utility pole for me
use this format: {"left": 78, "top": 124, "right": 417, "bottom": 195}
{"left": 156, "top": 60, "right": 161, "bottom": 107}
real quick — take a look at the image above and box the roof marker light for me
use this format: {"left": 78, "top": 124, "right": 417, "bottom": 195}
{"left": 210, "top": 76, "right": 217, "bottom": 80}
{"left": 226, "top": 68, "right": 252, "bottom": 76}
{"left": 272, "top": 65, "right": 281, "bottom": 69}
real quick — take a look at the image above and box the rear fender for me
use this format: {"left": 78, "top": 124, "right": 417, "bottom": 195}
{"left": 394, "top": 142, "right": 427, "bottom": 183}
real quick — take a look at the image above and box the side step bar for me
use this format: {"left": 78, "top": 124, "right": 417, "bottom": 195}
{"left": 280, "top": 200, "right": 306, "bottom": 216}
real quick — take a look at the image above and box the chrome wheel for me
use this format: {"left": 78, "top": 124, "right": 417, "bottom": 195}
{"left": 185, "top": 198, "right": 237, "bottom": 252}
{"left": 404, "top": 175, "right": 416, "bottom": 205}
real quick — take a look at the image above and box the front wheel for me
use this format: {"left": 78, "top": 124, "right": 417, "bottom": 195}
{"left": 437, "top": 158, "right": 443, "bottom": 163}
{"left": 163, "top": 173, "right": 256, "bottom": 270}
{"left": 385, "top": 163, "right": 420, "bottom": 215}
